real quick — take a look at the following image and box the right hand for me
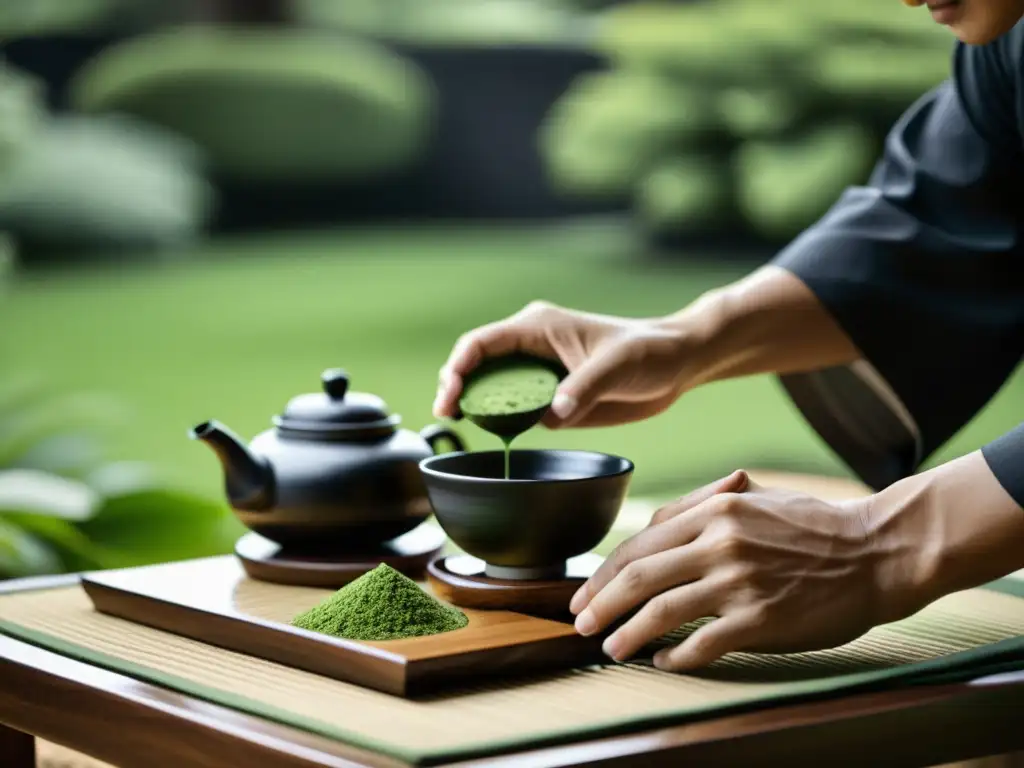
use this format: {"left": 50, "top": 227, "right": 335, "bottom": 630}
{"left": 432, "top": 300, "right": 689, "bottom": 429}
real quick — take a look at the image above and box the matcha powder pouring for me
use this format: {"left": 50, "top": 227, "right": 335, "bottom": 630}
{"left": 291, "top": 563, "right": 469, "bottom": 641}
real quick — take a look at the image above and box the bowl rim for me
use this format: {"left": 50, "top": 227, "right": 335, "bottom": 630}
{"left": 418, "top": 448, "right": 634, "bottom": 485}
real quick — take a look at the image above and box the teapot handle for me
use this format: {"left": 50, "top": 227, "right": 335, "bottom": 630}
{"left": 420, "top": 424, "right": 466, "bottom": 455}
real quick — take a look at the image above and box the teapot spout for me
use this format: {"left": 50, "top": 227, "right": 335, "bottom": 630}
{"left": 190, "top": 420, "right": 273, "bottom": 511}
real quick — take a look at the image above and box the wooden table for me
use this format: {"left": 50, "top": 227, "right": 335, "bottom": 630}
{"left": 4, "top": 578, "right": 1024, "bottom": 768}
{"left": 3, "top": 471, "right": 1024, "bottom": 768}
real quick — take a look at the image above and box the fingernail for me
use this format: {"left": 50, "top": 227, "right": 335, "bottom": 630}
{"left": 652, "top": 649, "right": 669, "bottom": 669}
{"left": 602, "top": 633, "right": 620, "bottom": 660}
{"left": 432, "top": 395, "right": 444, "bottom": 418}
{"left": 569, "top": 586, "right": 587, "bottom": 614}
{"left": 575, "top": 610, "right": 596, "bottom": 636}
{"left": 551, "top": 392, "right": 577, "bottom": 419}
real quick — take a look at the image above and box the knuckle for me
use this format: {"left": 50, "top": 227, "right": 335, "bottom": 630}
{"left": 683, "top": 630, "right": 718, "bottom": 662}
{"left": 522, "top": 299, "right": 558, "bottom": 319}
{"left": 747, "top": 603, "right": 771, "bottom": 629}
{"left": 618, "top": 562, "right": 647, "bottom": 594}
{"left": 454, "top": 329, "right": 479, "bottom": 352}
{"left": 650, "top": 505, "right": 674, "bottom": 526}
{"left": 716, "top": 493, "right": 744, "bottom": 518}
{"left": 607, "top": 541, "right": 631, "bottom": 570}
{"left": 645, "top": 594, "right": 676, "bottom": 626}
{"left": 713, "top": 528, "right": 746, "bottom": 561}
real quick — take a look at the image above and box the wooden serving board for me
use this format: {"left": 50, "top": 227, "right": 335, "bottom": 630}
{"left": 80, "top": 556, "right": 605, "bottom": 698}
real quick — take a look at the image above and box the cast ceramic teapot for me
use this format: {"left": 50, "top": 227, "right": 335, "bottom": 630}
{"left": 190, "top": 368, "right": 466, "bottom": 547}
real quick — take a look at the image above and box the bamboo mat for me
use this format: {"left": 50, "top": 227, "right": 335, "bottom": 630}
{"left": 3, "top": 579, "right": 1024, "bottom": 766}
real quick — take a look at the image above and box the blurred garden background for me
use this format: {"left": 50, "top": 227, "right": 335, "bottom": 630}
{"left": 1, "top": 0, "right": 1020, "bottom": 580}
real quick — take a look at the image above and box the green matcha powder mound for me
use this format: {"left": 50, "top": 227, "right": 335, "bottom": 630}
{"left": 291, "top": 563, "right": 469, "bottom": 641}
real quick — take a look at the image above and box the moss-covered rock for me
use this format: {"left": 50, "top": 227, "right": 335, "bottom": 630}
{"left": 70, "top": 26, "right": 436, "bottom": 182}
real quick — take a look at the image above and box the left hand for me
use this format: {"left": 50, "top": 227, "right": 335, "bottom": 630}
{"left": 569, "top": 470, "right": 883, "bottom": 672}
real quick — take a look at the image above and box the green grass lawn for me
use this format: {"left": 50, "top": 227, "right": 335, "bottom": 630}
{"left": 3, "top": 222, "right": 1020, "bottom": 502}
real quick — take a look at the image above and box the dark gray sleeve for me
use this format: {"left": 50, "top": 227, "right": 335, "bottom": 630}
{"left": 768, "top": 30, "right": 1024, "bottom": 494}
{"left": 982, "top": 423, "right": 1024, "bottom": 509}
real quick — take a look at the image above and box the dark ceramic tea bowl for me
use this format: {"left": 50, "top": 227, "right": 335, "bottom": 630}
{"left": 419, "top": 449, "right": 634, "bottom": 579}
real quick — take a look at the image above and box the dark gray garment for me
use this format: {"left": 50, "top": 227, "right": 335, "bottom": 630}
{"left": 769, "top": 20, "right": 1024, "bottom": 507}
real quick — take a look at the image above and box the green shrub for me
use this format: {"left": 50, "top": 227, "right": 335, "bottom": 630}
{"left": 716, "top": 86, "right": 805, "bottom": 141}
{"left": 0, "top": 376, "right": 240, "bottom": 580}
{"left": 538, "top": 70, "right": 720, "bottom": 196}
{"left": 70, "top": 26, "right": 437, "bottom": 182}
{"left": 296, "top": 0, "right": 581, "bottom": 45}
{"left": 734, "top": 121, "right": 877, "bottom": 240}
{"left": 636, "top": 153, "right": 732, "bottom": 236}
{"left": 808, "top": 43, "right": 953, "bottom": 105}
{"left": 594, "top": 0, "right": 817, "bottom": 83}
{"left": 0, "top": 63, "right": 46, "bottom": 172}
{"left": 0, "top": 0, "right": 117, "bottom": 37}
{"left": 0, "top": 114, "right": 214, "bottom": 253}
{"left": 541, "top": 0, "right": 953, "bottom": 241}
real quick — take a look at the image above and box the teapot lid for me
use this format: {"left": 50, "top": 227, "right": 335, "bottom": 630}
{"left": 272, "top": 369, "right": 399, "bottom": 437}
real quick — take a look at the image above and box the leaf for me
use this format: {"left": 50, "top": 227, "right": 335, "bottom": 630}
{"left": 77, "top": 485, "right": 239, "bottom": 568}
{"left": 0, "top": 518, "right": 63, "bottom": 579}
{"left": 0, "top": 390, "right": 126, "bottom": 468}
{"left": 0, "top": 512, "right": 103, "bottom": 572}
{"left": 9, "top": 432, "right": 104, "bottom": 478}
{"left": 0, "top": 231, "right": 13, "bottom": 284}
{"left": 85, "top": 460, "right": 156, "bottom": 498}
{"left": 0, "top": 468, "right": 101, "bottom": 521}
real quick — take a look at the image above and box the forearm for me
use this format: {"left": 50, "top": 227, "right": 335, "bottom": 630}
{"left": 659, "top": 264, "right": 861, "bottom": 391}
{"left": 865, "top": 449, "right": 1024, "bottom": 624}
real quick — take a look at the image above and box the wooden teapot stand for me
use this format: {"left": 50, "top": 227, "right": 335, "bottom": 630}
{"left": 234, "top": 524, "right": 446, "bottom": 589}
{"left": 426, "top": 553, "right": 602, "bottom": 620}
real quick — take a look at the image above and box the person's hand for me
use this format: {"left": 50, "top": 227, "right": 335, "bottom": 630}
{"left": 432, "top": 300, "right": 690, "bottom": 429}
{"left": 569, "top": 470, "right": 886, "bottom": 672}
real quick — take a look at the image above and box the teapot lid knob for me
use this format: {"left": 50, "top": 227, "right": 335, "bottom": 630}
{"left": 321, "top": 368, "right": 349, "bottom": 400}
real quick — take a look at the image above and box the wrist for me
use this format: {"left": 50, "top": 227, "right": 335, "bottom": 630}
{"left": 653, "top": 286, "right": 730, "bottom": 393}
{"left": 861, "top": 451, "right": 1024, "bottom": 624}
{"left": 654, "top": 265, "right": 861, "bottom": 393}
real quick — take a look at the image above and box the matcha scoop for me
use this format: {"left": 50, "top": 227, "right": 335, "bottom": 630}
{"left": 458, "top": 354, "right": 567, "bottom": 441}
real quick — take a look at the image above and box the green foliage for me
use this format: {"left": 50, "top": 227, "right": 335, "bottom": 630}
{"left": 0, "top": 63, "right": 46, "bottom": 172}
{"left": 70, "top": 26, "right": 437, "bottom": 182}
{"left": 539, "top": 70, "right": 719, "bottom": 197}
{"left": 0, "top": 114, "right": 214, "bottom": 254}
{"left": 716, "top": 87, "right": 805, "bottom": 141}
{"left": 0, "top": 231, "right": 12, "bottom": 281}
{"left": 734, "top": 122, "right": 877, "bottom": 240}
{"left": 0, "top": 0, "right": 118, "bottom": 38}
{"left": 542, "top": 0, "right": 955, "bottom": 240}
{"left": 636, "top": 154, "right": 732, "bottom": 235}
{"left": 296, "top": 0, "right": 583, "bottom": 45}
{"left": 808, "top": 43, "right": 954, "bottom": 104}
{"left": 595, "top": 0, "right": 816, "bottom": 82}
{"left": 0, "top": 376, "right": 240, "bottom": 581}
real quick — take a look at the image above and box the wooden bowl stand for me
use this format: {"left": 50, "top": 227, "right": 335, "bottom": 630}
{"left": 426, "top": 553, "right": 603, "bottom": 620}
{"left": 234, "top": 524, "right": 446, "bottom": 589}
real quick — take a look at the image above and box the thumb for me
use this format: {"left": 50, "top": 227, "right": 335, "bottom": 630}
{"left": 549, "top": 346, "right": 627, "bottom": 424}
